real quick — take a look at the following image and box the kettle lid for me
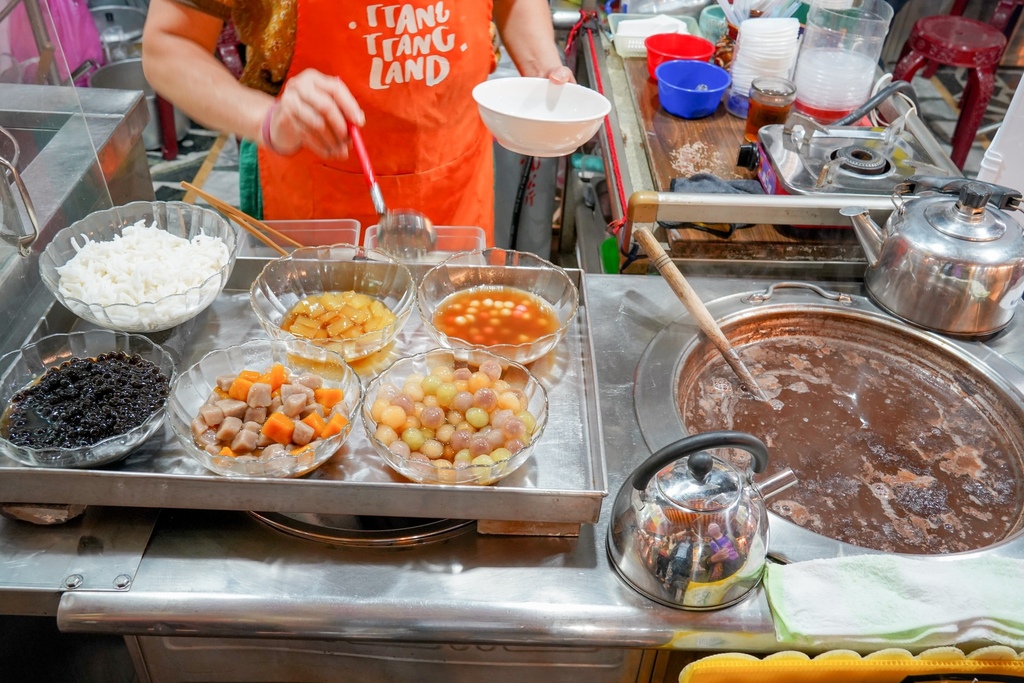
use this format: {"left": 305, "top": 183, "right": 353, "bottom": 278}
{"left": 656, "top": 451, "right": 741, "bottom": 512}
{"left": 898, "top": 177, "right": 1023, "bottom": 243}
{"left": 924, "top": 183, "right": 1009, "bottom": 241}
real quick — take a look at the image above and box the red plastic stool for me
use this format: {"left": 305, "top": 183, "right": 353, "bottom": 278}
{"left": 948, "top": 0, "right": 1024, "bottom": 35}
{"left": 893, "top": 15, "right": 1006, "bottom": 169}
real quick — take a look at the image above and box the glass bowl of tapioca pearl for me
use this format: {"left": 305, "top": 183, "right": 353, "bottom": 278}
{"left": 416, "top": 249, "right": 579, "bottom": 365}
{"left": 362, "top": 348, "right": 548, "bottom": 485}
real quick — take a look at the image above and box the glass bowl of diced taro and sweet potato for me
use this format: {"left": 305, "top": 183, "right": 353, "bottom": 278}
{"left": 168, "top": 339, "right": 362, "bottom": 477}
{"left": 249, "top": 244, "right": 415, "bottom": 362}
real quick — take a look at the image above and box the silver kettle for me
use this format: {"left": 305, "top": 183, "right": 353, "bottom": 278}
{"left": 607, "top": 431, "right": 795, "bottom": 611}
{"left": 842, "top": 176, "right": 1024, "bottom": 337}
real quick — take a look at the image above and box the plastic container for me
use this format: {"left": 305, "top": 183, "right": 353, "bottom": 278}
{"left": 611, "top": 14, "right": 691, "bottom": 57}
{"left": 646, "top": 33, "right": 716, "bottom": 79}
{"left": 656, "top": 60, "right": 731, "bottom": 119}
{"left": 976, "top": 76, "right": 1024, "bottom": 187}
{"left": 630, "top": 0, "right": 708, "bottom": 14}
{"left": 791, "top": 0, "right": 894, "bottom": 122}
{"left": 364, "top": 225, "right": 486, "bottom": 262}
{"left": 726, "top": 17, "right": 801, "bottom": 118}
{"left": 608, "top": 13, "right": 703, "bottom": 58}
{"left": 244, "top": 219, "right": 360, "bottom": 255}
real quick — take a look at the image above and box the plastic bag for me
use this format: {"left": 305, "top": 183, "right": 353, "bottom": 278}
{"left": 8, "top": 0, "right": 102, "bottom": 84}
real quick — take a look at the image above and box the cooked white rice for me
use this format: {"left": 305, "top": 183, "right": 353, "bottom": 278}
{"left": 56, "top": 220, "right": 231, "bottom": 329}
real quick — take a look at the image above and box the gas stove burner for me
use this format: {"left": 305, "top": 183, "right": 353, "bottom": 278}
{"left": 249, "top": 511, "right": 476, "bottom": 547}
{"left": 752, "top": 117, "right": 960, "bottom": 201}
{"left": 831, "top": 144, "right": 891, "bottom": 176}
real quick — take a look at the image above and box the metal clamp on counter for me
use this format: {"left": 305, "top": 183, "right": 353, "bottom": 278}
{"left": 0, "top": 125, "right": 40, "bottom": 257}
{"left": 621, "top": 190, "right": 896, "bottom": 271}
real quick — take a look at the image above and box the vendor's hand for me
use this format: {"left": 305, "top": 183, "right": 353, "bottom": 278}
{"left": 546, "top": 65, "right": 575, "bottom": 85}
{"left": 268, "top": 68, "right": 365, "bottom": 159}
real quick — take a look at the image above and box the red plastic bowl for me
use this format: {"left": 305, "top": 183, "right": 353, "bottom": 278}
{"left": 645, "top": 33, "right": 716, "bottom": 80}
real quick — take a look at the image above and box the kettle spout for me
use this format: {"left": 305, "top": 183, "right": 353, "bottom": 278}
{"left": 840, "top": 206, "right": 884, "bottom": 267}
{"left": 756, "top": 468, "right": 797, "bottom": 501}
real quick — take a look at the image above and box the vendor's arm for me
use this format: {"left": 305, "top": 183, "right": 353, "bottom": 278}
{"left": 142, "top": 0, "right": 363, "bottom": 159}
{"left": 493, "top": 0, "right": 574, "bottom": 84}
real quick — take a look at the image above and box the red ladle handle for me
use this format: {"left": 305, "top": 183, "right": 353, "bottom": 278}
{"left": 348, "top": 121, "right": 376, "bottom": 188}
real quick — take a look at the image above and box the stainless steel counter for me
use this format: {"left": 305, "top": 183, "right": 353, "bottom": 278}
{"left": 0, "top": 269, "right": 1015, "bottom": 680}
{"left": 0, "top": 83, "right": 153, "bottom": 355}
{"left": 50, "top": 269, "right": 1024, "bottom": 651}
{"left": 54, "top": 274, "right": 786, "bottom": 652}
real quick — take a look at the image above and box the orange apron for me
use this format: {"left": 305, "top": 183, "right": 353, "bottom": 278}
{"left": 259, "top": 0, "right": 496, "bottom": 245}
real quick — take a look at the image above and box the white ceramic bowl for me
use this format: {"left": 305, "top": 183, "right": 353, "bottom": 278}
{"left": 472, "top": 77, "right": 611, "bottom": 157}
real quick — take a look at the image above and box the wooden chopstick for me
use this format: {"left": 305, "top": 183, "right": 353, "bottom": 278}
{"left": 231, "top": 214, "right": 289, "bottom": 256}
{"left": 180, "top": 181, "right": 303, "bottom": 254}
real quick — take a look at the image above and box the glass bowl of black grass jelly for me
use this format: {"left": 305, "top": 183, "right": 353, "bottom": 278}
{"left": 0, "top": 330, "right": 175, "bottom": 468}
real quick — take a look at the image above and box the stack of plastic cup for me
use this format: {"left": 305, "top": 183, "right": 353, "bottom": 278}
{"left": 725, "top": 17, "right": 801, "bottom": 118}
{"left": 791, "top": 0, "right": 895, "bottom": 122}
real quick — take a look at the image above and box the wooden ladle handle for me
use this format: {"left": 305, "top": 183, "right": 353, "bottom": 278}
{"left": 633, "top": 226, "right": 767, "bottom": 400}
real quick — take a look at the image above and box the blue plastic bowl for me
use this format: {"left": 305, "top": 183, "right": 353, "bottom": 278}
{"left": 655, "top": 60, "right": 731, "bottom": 120}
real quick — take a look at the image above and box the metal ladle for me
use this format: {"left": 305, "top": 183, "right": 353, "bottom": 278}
{"left": 348, "top": 122, "right": 436, "bottom": 259}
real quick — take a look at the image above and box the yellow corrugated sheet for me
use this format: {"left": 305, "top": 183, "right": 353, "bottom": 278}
{"left": 679, "top": 646, "right": 1024, "bottom": 683}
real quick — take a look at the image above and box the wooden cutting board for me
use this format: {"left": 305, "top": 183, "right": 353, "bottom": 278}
{"left": 621, "top": 57, "right": 863, "bottom": 262}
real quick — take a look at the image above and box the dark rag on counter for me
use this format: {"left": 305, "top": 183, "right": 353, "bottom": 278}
{"left": 660, "top": 173, "right": 765, "bottom": 238}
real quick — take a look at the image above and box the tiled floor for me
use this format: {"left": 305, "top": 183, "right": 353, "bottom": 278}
{"left": 917, "top": 66, "right": 1023, "bottom": 178}
{"left": 149, "top": 130, "right": 241, "bottom": 209}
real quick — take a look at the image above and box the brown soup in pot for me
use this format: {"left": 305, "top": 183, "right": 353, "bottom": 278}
{"left": 677, "top": 310, "right": 1024, "bottom": 555}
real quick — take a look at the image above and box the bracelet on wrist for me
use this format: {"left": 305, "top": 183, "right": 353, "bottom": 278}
{"left": 260, "top": 99, "right": 282, "bottom": 154}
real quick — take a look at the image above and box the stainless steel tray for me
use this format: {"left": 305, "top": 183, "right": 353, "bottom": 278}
{"left": 0, "top": 258, "right": 608, "bottom": 529}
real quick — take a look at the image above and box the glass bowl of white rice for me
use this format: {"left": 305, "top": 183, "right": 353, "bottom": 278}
{"left": 39, "top": 201, "right": 240, "bottom": 333}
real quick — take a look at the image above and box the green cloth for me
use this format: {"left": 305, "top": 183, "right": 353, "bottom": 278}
{"left": 765, "top": 555, "right": 1024, "bottom": 650}
{"left": 238, "top": 138, "right": 263, "bottom": 220}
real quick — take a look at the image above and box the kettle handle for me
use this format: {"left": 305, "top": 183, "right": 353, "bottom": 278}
{"left": 630, "top": 431, "right": 769, "bottom": 492}
{"left": 904, "top": 176, "right": 1022, "bottom": 211}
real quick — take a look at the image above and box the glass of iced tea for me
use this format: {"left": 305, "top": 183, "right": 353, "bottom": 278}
{"left": 743, "top": 77, "right": 796, "bottom": 143}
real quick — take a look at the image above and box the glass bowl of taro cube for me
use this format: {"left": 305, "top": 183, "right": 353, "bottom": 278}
{"left": 362, "top": 348, "right": 548, "bottom": 485}
{"left": 0, "top": 330, "right": 175, "bottom": 468}
{"left": 168, "top": 339, "right": 362, "bottom": 478}
{"left": 416, "top": 249, "right": 579, "bottom": 365}
{"left": 249, "top": 244, "right": 415, "bottom": 362}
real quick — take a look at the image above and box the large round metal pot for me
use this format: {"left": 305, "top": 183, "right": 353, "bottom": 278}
{"left": 89, "top": 59, "right": 189, "bottom": 151}
{"left": 635, "top": 282, "right": 1024, "bottom": 563}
